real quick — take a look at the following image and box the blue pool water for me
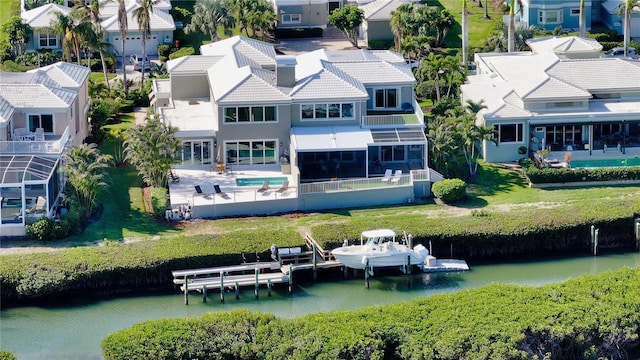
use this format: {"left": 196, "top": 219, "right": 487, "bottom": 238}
{"left": 236, "top": 177, "right": 288, "bottom": 187}
{"left": 571, "top": 157, "right": 640, "bottom": 168}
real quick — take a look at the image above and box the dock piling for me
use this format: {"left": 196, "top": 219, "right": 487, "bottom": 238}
{"left": 407, "top": 255, "right": 412, "bottom": 286}
{"left": 184, "top": 276, "right": 189, "bottom": 305}
{"left": 594, "top": 228, "right": 599, "bottom": 256}
{"left": 364, "top": 258, "right": 370, "bottom": 289}
{"left": 235, "top": 283, "right": 240, "bottom": 300}
{"left": 268, "top": 280, "right": 272, "bottom": 297}
{"left": 288, "top": 267, "right": 293, "bottom": 295}
{"left": 634, "top": 218, "right": 640, "bottom": 251}
{"left": 220, "top": 275, "right": 225, "bottom": 302}
{"left": 312, "top": 243, "right": 318, "bottom": 281}
{"left": 254, "top": 268, "right": 259, "bottom": 299}
{"left": 202, "top": 286, "right": 207, "bottom": 303}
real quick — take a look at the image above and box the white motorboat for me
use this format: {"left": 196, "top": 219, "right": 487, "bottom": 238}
{"left": 331, "top": 229, "right": 429, "bottom": 270}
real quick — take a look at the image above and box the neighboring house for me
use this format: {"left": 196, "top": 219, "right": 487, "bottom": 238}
{"left": 152, "top": 36, "right": 434, "bottom": 218}
{"left": 461, "top": 36, "right": 640, "bottom": 163}
{"left": 359, "top": 0, "right": 411, "bottom": 45}
{"left": 20, "top": 0, "right": 175, "bottom": 57}
{"left": 269, "top": 0, "right": 331, "bottom": 29}
{"left": 21, "top": 3, "right": 72, "bottom": 53}
{"left": 0, "top": 62, "right": 90, "bottom": 237}
{"left": 516, "top": 0, "right": 640, "bottom": 36}
{"left": 101, "top": 0, "right": 175, "bottom": 57}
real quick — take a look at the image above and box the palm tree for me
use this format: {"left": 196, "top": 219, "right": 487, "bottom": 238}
{"left": 124, "top": 112, "right": 180, "bottom": 188}
{"left": 579, "top": 0, "right": 586, "bottom": 38}
{"left": 49, "top": 11, "right": 83, "bottom": 64}
{"left": 507, "top": 0, "right": 516, "bottom": 52}
{"left": 133, "top": 0, "right": 156, "bottom": 90}
{"left": 185, "top": 0, "right": 236, "bottom": 42}
{"left": 74, "top": 0, "right": 111, "bottom": 87}
{"left": 462, "top": 0, "right": 468, "bottom": 66}
{"left": 117, "top": 0, "right": 128, "bottom": 94}
{"left": 390, "top": 3, "right": 414, "bottom": 52}
{"left": 618, "top": 0, "right": 640, "bottom": 57}
{"left": 63, "top": 143, "right": 112, "bottom": 218}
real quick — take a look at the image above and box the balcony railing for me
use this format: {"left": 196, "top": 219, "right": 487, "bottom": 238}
{"left": 362, "top": 99, "right": 424, "bottom": 128}
{"left": 0, "top": 126, "right": 70, "bottom": 155}
{"left": 299, "top": 174, "right": 412, "bottom": 194}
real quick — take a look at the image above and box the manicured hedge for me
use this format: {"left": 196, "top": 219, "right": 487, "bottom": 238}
{"left": 523, "top": 163, "right": 640, "bottom": 184}
{"left": 310, "top": 193, "right": 640, "bottom": 254}
{"left": 0, "top": 229, "right": 303, "bottom": 302}
{"left": 431, "top": 178, "right": 466, "bottom": 203}
{"left": 102, "top": 267, "right": 640, "bottom": 360}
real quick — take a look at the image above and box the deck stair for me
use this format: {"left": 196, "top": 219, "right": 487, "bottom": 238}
{"left": 304, "top": 232, "right": 335, "bottom": 262}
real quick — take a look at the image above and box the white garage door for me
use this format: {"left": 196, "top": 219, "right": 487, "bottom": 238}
{"left": 112, "top": 34, "right": 160, "bottom": 56}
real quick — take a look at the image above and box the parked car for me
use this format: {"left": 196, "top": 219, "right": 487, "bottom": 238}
{"left": 603, "top": 47, "right": 637, "bottom": 58}
{"left": 129, "top": 54, "right": 151, "bottom": 71}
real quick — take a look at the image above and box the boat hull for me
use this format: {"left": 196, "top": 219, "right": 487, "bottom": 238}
{"left": 332, "top": 244, "right": 427, "bottom": 270}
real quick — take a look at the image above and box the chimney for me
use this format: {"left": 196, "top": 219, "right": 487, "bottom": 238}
{"left": 275, "top": 55, "right": 297, "bottom": 87}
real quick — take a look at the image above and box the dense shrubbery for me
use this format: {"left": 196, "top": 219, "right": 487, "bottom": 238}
{"left": 0, "top": 350, "right": 17, "bottom": 360}
{"left": 168, "top": 46, "right": 195, "bottom": 60}
{"left": 0, "top": 229, "right": 303, "bottom": 301}
{"left": 520, "top": 158, "right": 640, "bottom": 184}
{"left": 151, "top": 187, "right": 168, "bottom": 218}
{"left": 367, "top": 39, "right": 394, "bottom": 50}
{"left": 431, "top": 178, "right": 466, "bottom": 203}
{"left": 101, "top": 268, "right": 640, "bottom": 360}
{"left": 25, "top": 205, "right": 85, "bottom": 240}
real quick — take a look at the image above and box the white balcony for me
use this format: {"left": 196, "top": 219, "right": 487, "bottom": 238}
{"left": 0, "top": 126, "right": 70, "bottom": 155}
{"left": 362, "top": 99, "right": 425, "bottom": 128}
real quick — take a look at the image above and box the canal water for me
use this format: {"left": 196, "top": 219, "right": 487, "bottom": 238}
{"left": 1, "top": 252, "right": 639, "bottom": 360}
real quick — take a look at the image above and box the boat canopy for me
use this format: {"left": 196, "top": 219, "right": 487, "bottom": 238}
{"left": 361, "top": 229, "right": 396, "bottom": 238}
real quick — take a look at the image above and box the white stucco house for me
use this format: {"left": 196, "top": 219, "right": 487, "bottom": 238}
{"left": 152, "top": 36, "right": 440, "bottom": 219}
{"left": 461, "top": 36, "right": 640, "bottom": 163}
{"left": 0, "top": 62, "right": 91, "bottom": 237}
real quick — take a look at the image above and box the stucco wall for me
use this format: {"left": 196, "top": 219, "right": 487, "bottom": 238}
{"left": 171, "top": 75, "right": 210, "bottom": 99}
{"left": 364, "top": 20, "right": 393, "bottom": 42}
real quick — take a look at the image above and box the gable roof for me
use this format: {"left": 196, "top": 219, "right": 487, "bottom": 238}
{"left": 0, "top": 97, "right": 16, "bottom": 127}
{"left": 101, "top": 1, "right": 175, "bottom": 32}
{"left": 526, "top": 36, "right": 603, "bottom": 56}
{"left": 167, "top": 55, "right": 225, "bottom": 74}
{"left": 290, "top": 59, "right": 368, "bottom": 100}
{"left": 29, "top": 62, "right": 90, "bottom": 88}
{"left": 546, "top": 58, "right": 640, "bottom": 92}
{"left": 361, "top": 0, "right": 410, "bottom": 20}
{"left": 200, "top": 36, "right": 276, "bottom": 68}
{"left": 22, "top": 3, "right": 71, "bottom": 28}
{"left": 0, "top": 84, "right": 76, "bottom": 109}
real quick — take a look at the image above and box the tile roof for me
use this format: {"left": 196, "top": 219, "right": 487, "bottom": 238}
{"left": 22, "top": 3, "right": 71, "bottom": 28}
{"left": 29, "top": 62, "right": 90, "bottom": 88}
{"left": 101, "top": 1, "right": 175, "bottom": 32}
{"left": 526, "top": 36, "right": 603, "bottom": 55}
{"left": 524, "top": 77, "right": 591, "bottom": 100}
{"left": 546, "top": 58, "right": 640, "bottom": 92}
{"left": 167, "top": 55, "right": 224, "bottom": 73}
{"left": 331, "top": 60, "right": 415, "bottom": 85}
{"left": 0, "top": 97, "right": 16, "bottom": 126}
{"left": 361, "top": 0, "right": 410, "bottom": 20}
{"left": 200, "top": 36, "right": 276, "bottom": 68}
{"left": 0, "top": 84, "right": 76, "bottom": 108}
{"left": 290, "top": 59, "right": 368, "bottom": 100}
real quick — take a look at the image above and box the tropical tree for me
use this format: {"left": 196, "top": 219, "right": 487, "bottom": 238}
{"left": 426, "top": 114, "right": 458, "bottom": 174}
{"left": 74, "top": 0, "right": 111, "bottom": 86}
{"left": 1, "top": 17, "right": 32, "bottom": 58}
{"left": 579, "top": 0, "right": 586, "bottom": 38}
{"left": 117, "top": 0, "right": 128, "bottom": 94}
{"left": 124, "top": 112, "right": 180, "bottom": 188}
{"left": 328, "top": 5, "right": 364, "bottom": 48}
{"left": 185, "top": 0, "right": 236, "bottom": 42}
{"left": 457, "top": 100, "right": 494, "bottom": 176}
{"left": 48, "top": 11, "right": 84, "bottom": 64}
{"left": 507, "top": 0, "right": 516, "bottom": 52}
{"left": 618, "top": 0, "right": 640, "bottom": 57}
{"left": 390, "top": 3, "right": 414, "bottom": 52}
{"left": 133, "top": 0, "right": 156, "bottom": 90}
{"left": 63, "top": 143, "right": 112, "bottom": 218}
{"left": 462, "top": 0, "right": 468, "bottom": 65}
{"left": 231, "top": 0, "right": 276, "bottom": 38}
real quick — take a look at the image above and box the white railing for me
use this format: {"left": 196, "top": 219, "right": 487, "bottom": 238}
{"left": 299, "top": 175, "right": 412, "bottom": 194}
{"left": 363, "top": 114, "right": 419, "bottom": 127}
{"left": 0, "top": 126, "right": 69, "bottom": 155}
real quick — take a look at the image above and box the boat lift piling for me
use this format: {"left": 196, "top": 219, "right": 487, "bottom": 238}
{"left": 406, "top": 255, "right": 412, "bottom": 286}
{"left": 364, "top": 257, "right": 370, "bottom": 288}
{"left": 634, "top": 218, "right": 640, "bottom": 251}
{"left": 591, "top": 225, "right": 599, "bottom": 256}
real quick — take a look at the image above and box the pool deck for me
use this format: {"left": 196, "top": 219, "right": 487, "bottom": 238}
{"left": 547, "top": 146, "right": 640, "bottom": 163}
{"left": 168, "top": 165, "right": 297, "bottom": 207}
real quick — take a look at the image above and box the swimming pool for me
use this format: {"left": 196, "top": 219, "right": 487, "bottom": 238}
{"left": 235, "top": 177, "right": 288, "bottom": 187}
{"left": 570, "top": 157, "right": 640, "bottom": 168}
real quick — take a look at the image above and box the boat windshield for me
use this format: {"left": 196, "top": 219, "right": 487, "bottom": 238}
{"left": 365, "top": 236, "right": 393, "bottom": 246}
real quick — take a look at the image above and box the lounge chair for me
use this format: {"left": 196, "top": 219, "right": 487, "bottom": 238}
{"left": 213, "top": 184, "right": 229, "bottom": 198}
{"left": 257, "top": 180, "right": 270, "bottom": 194}
{"left": 390, "top": 170, "right": 402, "bottom": 184}
{"left": 276, "top": 180, "right": 289, "bottom": 194}
{"left": 380, "top": 169, "right": 393, "bottom": 183}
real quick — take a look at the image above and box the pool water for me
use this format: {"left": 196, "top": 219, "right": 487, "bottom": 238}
{"left": 571, "top": 157, "right": 640, "bottom": 168}
{"left": 236, "top": 177, "right": 288, "bottom": 187}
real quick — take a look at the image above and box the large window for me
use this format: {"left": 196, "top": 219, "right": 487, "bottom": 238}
{"left": 374, "top": 88, "right": 398, "bottom": 109}
{"left": 494, "top": 124, "right": 524, "bottom": 143}
{"left": 282, "top": 14, "right": 301, "bottom": 24}
{"left": 177, "top": 140, "right": 212, "bottom": 165}
{"left": 300, "top": 103, "right": 354, "bottom": 120}
{"left": 39, "top": 33, "right": 57, "bottom": 48}
{"left": 224, "top": 106, "right": 277, "bottom": 123}
{"left": 225, "top": 140, "right": 276, "bottom": 165}
{"left": 538, "top": 10, "right": 562, "bottom": 24}
{"left": 28, "top": 114, "right": 53, "bottom": 133}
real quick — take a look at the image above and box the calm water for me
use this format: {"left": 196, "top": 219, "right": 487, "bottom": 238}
{"left": 1, "top": 252, "right": 639, "bottom": 360}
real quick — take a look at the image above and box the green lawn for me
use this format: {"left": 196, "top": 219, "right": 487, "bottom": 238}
{"left": 89, "top": 72, "right": 117, "bottom": 83}
{"left": 426, "top": 0, "right": 502, "bottom": 49}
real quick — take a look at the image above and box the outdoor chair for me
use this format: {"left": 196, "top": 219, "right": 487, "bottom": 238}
{"left": 380, "top": 169, "right": 393, "bottom": 183}
{"left": 213, "top": 184, "right": 229, "bottom": 198}
{"left": 390, "top": 170, "right": 402, "bottom": 184}
{"left": 276, "top": 180, "right": 289, "bottom": 194}
{"left": 257, "top": 180, "right": 269, "bottom": 194}
{"left": 35, "top": 128, "right": 44, "bottom": 141}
